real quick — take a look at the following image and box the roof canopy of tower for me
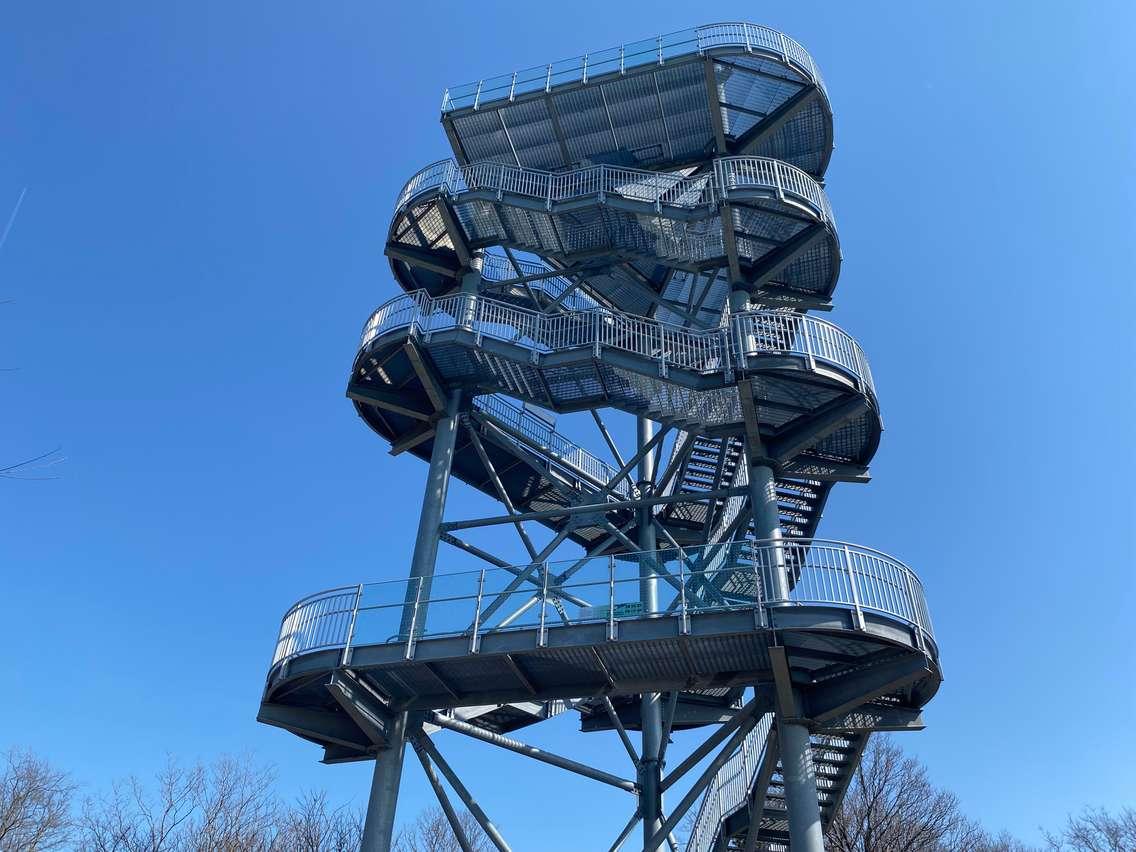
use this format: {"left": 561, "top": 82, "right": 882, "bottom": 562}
{"left": 441, "top": 23, "right": 833, "bottom": 178}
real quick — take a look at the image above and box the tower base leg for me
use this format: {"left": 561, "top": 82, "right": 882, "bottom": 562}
{"left": 780, "top": 719, "right": 825, "bottom": 851}
{"left": 361, "top": 711, "right": 409, "bottom": 851}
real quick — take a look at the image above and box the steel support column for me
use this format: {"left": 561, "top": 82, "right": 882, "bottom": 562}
{"left": 733, "top": 284, "right": 822, "bottom": 849}
{"left": 367, "top": 388, "right": 462, "bottom": 851}
{"left": 361, "top": 711, "right": 411, "bottom": 851}
{"left": 400, "top": 387, "right": 464, "bottom": 635}
{"left": 781, "top": 716, "right": 825, "bottom": 851}
{"left": 637, "top": 416, "right": 664, "bottom": 850}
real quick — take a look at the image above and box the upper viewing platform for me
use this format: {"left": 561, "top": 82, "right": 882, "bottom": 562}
{"left": 440, "top": 23, "right": 833, "bottom": 178}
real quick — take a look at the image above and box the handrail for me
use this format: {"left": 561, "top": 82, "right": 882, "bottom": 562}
{"left": 440, "top": 22, "right": 826, "bottom": 113}
{"left": 472, "top": 394, "right": 628, "bottom": 497}
{"left": 687, "top": 710, "right": 776, "bottom": 852}
{"left": 357, "top": 291, "right": 874, "bottom": 399}
{"left": 269, "top": 539, "right": 934, "bottom": 669}
{"left": 393, "top": 155, "right": 834, "bottom": 229}
{"left": 478, "top": 253, "right": 599, "bottom": 313}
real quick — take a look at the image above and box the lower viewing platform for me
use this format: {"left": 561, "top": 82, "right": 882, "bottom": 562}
{"left": 260, "top": 541, "right": 940, "bottom": 760}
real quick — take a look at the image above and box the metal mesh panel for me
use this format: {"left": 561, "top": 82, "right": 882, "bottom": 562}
{"left": 500, "top": 99, "right": 563, "bottom": 169}
{"left": 554, "top": 87, "right": 618, "bottom": 164}
{"left": 717, "top": 62, "right": 800, "bottom": 134}
{"left": 654, "top": 62, "right": 715, "bottom": 161}
{"left": 814, "top": 411, "right": 874, "bottom": 462}
{"left": 451, "top": 111, "right": 517, "bottom": 165}
{"left": 781, "top": 237, "right": 837, "bottom": 295}
{"left": 601, "top": 74, "right": 672, "bottom": 165}
{"left": 540, "top": 363, "right": 608, "bottom": 407}
{"left": 746, "top": 104, "right": 829, "bottom": 174}
{"left": 453, "top": 198, "right": 508, "bottom": 242}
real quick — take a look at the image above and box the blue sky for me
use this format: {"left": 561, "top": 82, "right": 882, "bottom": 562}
{"left": 1, "top": 1, "right": 1133, "bottom": 847}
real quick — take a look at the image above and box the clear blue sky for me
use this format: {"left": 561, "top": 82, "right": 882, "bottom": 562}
{"left": 1, "top": 2, "right": 1132, "bottom": 847}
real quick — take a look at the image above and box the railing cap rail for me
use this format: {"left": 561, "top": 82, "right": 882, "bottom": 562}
{"left": 392, "top": 154, "right": 830, "bottom": 220}
{"left": 440, "top": 22, "right": 826, "bottom": 113}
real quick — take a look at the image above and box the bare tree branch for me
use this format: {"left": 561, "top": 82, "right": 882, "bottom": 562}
{"left": 0, "top": 748, "right": 73, "bottom": 851}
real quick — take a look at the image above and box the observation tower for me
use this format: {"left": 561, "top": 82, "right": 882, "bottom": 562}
{"left": 258, "top": 23, "right": 941, "bottom": 851}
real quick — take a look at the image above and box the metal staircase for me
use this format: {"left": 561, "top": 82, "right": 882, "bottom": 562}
{"left": 258, "top": 22, "right": 941, "bottom": 852}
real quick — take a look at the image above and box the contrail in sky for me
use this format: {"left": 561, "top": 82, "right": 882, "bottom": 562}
{"left": 0, "top": 187, "right": 28, "bottom": 255}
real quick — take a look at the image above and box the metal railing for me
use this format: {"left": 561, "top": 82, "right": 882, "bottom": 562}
{"left": 358, "top": 291, "right": 874, "bottom": 398}
{"left": 478, "top": 253, "right": 599, "bottom": 313}
{"left": 687, "top": 710, "right": 776, "bottom": 852}
{"left": 269, "top": 539, "right": 934, "bottom": 670}
{"left": 393, "top": 156, "right": 833, "bottom": 229}
{"left": 472, "top": 394, "right": 628, "bottom": 496}
{"left": 440, "top": 22, "right": 826, "bottom": 112}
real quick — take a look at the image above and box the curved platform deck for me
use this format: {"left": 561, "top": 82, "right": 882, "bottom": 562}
{"left": 260, "top": 540, "right": 939, "bottom": 765}
{"left": 350, "top": 292, "right": 879, "bottom": 465}
{"left": 386, "top": 156, "right": 840, "bottom": 315}
{"left": 441, "top": 23, "right": 833, "bottom": 178}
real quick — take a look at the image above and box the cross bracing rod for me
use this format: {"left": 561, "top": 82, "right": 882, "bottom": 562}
{"left": 591, "top": 409, "right": 629, "bottom": 472}
{"left": 653, "top": 431, "right": 694, "bottom": 497}
{"left": 602, "top": 697, "right": 641, "bottom": 768}
{"left": 596, "top": 424, "right": 671, "bottom": 502}
{"left": 440, "top": 533, "right": 591, "bottom": 608}
{"left": 439, "top": 486, "right": 747, "bottom": 531}
{"left": 660, "top": 694, "right": 768, "bottom": 793}
{"left": 471, "top": 525, "right": 574, "bottom": 629}
{"left": 466, "top": 426, "right": 540, "bottom": 560}
{"left": 412, "top": 742, "right": 477, "bottom": 852}
{"left": 413, "top": 735, "right": 512, "bottom": 852}
{"left": 609, "top": 809, "right": 641, "bottom": 852}
{"left": 428, "top": 711, "right": 638, "bottom": 793}
{"left": 657, "top": 691, "right": 680, "bottom": 767}
{"left": 479, "top": 517, "right": 636, "bottom": 632}
{"left": 643, "top": 709, "right": 764, "bottom": 852}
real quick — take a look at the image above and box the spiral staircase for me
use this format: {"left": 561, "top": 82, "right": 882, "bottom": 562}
{"left": 257, "top": 23, "right": 941, "bottom": 852}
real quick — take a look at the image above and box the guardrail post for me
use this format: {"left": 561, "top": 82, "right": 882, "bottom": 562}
{"left": 508, "top": 71, "right": 517, "bottom": 101}
{"left": 608, "top": 555, "right": 617, "bottom": 641}
{"left": 594, "top": 310, "right": 602, "bottom": 358}
{"left": 721, "top": 326, "right": 733, "bottom": 383}
{"left": 657, "top": 35, "right": 664, "bottom": 65}
{"left": 582, "top": 53, "right": 589, "bottom": 84}
{"left": 545, "top": 63, "right": 552, "bottom": 93}
{"left": 340, "top": 584, "right": 364, "bottom": 666}
{"left": 538, "top": 562, "right": 550, "bottom": 647}
{"left": 405, "top": 579, "right": 424, "bottom": 660}
{"left": 470, "top": 569, "right": 486, "bottom": 653}
{"left": 772, "top": 159, "right": 786, "bottom": 201}
{"left": 472, "top": 80, "right": 483, "bottom": 111}
{"left": 903, "top": 570, "right": 928, "bottom": 653}
{"left": 679, "top": 557, "right": 690, "bottom": 635}
{"left": 843, "top": 545, "right": 866, "bottom": 631}
{"left": 802, "top": 318, "right": 816, "bottom": 370}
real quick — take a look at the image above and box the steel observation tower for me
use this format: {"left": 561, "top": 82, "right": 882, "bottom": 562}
{"left": 258, "top": 23, "right": 941, "bottom": 851}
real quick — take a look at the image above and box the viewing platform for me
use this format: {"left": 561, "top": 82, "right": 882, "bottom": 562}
{"left": 440, "top": 23, "right": 833, "bottom": 177}
{"left": 260, "top": 539, "right": 939, "bottom": 763}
